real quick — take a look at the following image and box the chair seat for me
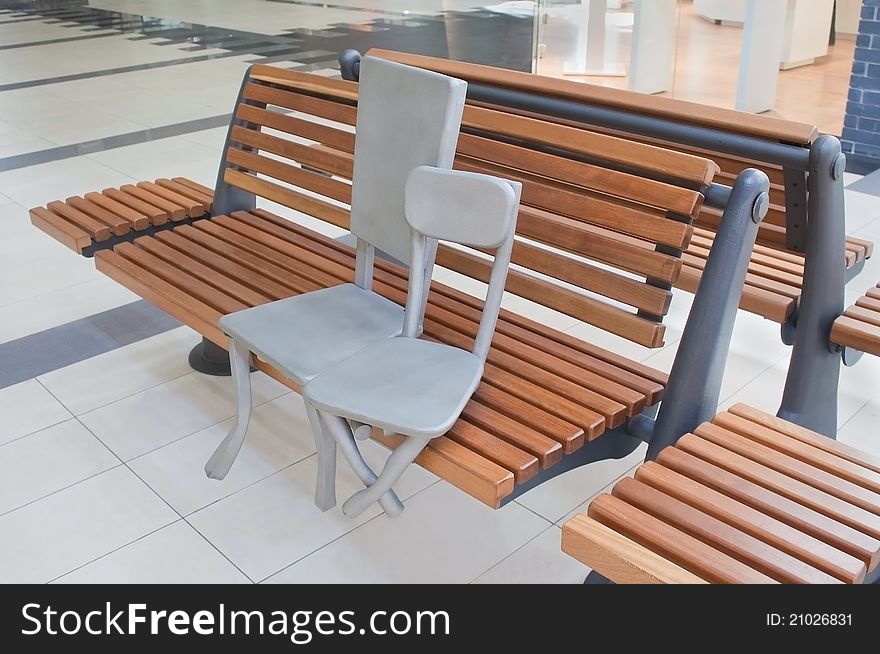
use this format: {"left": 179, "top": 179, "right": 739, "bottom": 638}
{"left": 219, "top": 283, "right": 403, "bottom": 385}
{"left": 305, "top": 337, "right": 483, "bottom": 439}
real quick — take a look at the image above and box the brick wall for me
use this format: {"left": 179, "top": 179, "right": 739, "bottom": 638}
{"left": 842, "top": 0, "right": 880, "bottom": 173}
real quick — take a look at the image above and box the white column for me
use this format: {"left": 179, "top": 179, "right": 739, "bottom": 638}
{"left": 735, "top": 0, "right": 787, "bottom": 113}
{"left": 629, "top": 0, "right": 678, "bottom": 94}
{"left": 564, "top": 0, "right": 625, "bottom": 76}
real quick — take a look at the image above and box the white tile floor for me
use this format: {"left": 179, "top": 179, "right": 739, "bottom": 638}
{"left": 1, "top": 0, "right": 880, "bottom": 585}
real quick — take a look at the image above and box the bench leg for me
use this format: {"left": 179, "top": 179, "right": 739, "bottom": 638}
{"left": 188, "top": 337, "right": 234, "bottom": 376}
{"left": 318, "top": 411, "right": 404, "bottom": 518}
{"left": 341, "top": 434, "right": 431, "bottom": 519}
{"left": 778, "top": 135, "right": 845, "bottom": 437}
{"left": 204, "top": 340, "right": 253, "bottom": 480}
{"left": 306, "top": 401, "right": 337, "bottom": 511}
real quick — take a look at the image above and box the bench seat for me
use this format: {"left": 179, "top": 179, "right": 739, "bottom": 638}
{"left": 831, "top": 282, "right": 880, "bottom": 357}
{"left": 92, "top": 207, "right": 668, "bottom": 509}
{"left": 28, "top": 177, "right": 213, "bottom": 255}
{"left": 561, "top": 404, "right": 880, "bottom": 584}
{"left": 679, "top": 226, "right": 873, "bottom": 323}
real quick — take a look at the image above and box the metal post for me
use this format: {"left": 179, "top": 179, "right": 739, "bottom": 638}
{"left": 648, "top": 169, "right": 770, "bottom": 458}
{"left": 777, "top": 135, "right": 846, "bottom": 436}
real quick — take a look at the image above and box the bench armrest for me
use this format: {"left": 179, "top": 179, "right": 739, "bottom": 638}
{"left": 649, "top": 168, "right": 770, "bottom": 457}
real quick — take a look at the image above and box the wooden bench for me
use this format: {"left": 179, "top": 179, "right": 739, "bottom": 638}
{"left": 29, "top": 63, "right": 769, "bottom": 509}
{"left": 561, "top": 404, "right": 880, "bottom": 584}
{"left": 832, "top": 282, "right": 880, "bottom": 358}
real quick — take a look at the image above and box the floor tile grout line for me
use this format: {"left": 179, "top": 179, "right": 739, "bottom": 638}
{"left": 254, "top": 479, "right": 443, "bottom": 584}
{"left": 45, "top": 517, "right": 183, "bottom": 584}
{"left": 466, "top": 522, "right": 559, "bottom": 585}
{"left": 45, "top": 365, "right": 195, "bottom": 420}
{"left": 181, "top": 518, "right": 258, "bottom": 584}
{"left": 836, "top": 396, "right": 874, "bottom": 433}
{"left": 120, "top": 458, "right": 256, "bottom": 584}
{"left": 0, "top": 462, "right": 125, "bottom": 520}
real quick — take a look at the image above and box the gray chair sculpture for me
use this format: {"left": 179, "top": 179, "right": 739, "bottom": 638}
{"left": 203, "top": 55, "right": 468, "bottom": 517}
{"left": 303, "top": 166, "right": 522, "bottom": 518}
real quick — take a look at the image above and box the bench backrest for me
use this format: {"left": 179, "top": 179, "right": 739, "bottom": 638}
{"left": 366, "top": 49, "right": 817, "bottom": 254}
{"left": 216, "top": 64, "right": 719, "bottom": 349}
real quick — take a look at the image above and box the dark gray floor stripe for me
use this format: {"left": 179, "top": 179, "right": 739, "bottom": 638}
{"left": 0, "top": 41, "right": 304, "bottom": 92}
{"left": 0, "top": 113, "right": 232, "bottom": 172}
{"left": 0, "top": 300, "right": 180, "bottom": 390}
{"left": 0, "top": 29, "right": 121, "bottom": 50}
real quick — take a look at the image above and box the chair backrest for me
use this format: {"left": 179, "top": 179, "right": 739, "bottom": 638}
{"left": 402, "top": 167, "right": 521, "bottom": 362}
{"left": 350, "top": 56, "right": 468, "bottom": 269}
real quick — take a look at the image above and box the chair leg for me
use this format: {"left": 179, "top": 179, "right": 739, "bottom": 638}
{"left": 306, "top": 401, "right": 336, "bottom": 511}
{"left": 318, "top": 411, "right": 404, "bottom": 518}
{"left": 341, "top": 434, "right": 431, "bottom": 519}
{"left": 204, "top": 340, "right": 253, "bottom": 480}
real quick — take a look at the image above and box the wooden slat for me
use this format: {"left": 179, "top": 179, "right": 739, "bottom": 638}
{"left": 155, "top": 178, "right": 213, "bottom": 209}
{"left": 856, "top": 295, "right": 880, "bottom": 313}
{"left": 436, "top": 246, "right": 666, "bottom": 349}
{"left": 134, "top": 237, "right": 272, "bottom": 307}
{"left": 120, "top": 185, "right": 185, "bottom": 221}
{"left": 66, "top": 196, "right": 132, "bottom": 235}
{"left": 29, "top": 206, "right": 91, "bottom": 253}
{"left": 456, "top": 155, "right": 693, "bottom": 249}
{"left": 235, "top": 104, "right": 355, "bottom": 153}
{"left": 249, "top": 64, "right": 359, "bottom": 101}
{"left": 374, "top": 431, "right": 514, "bottom": 508}
{"left": 368, "top": 49, "right": 817, "bottom": 146}
{"left": 160, "top": 228, "right": 299, "bottom": 300}
{"left": 844, "top": 304, "right": 880, "bottom": 328}
{"left": 243, "top": 82, "right": 357, "bottom": 126}
{"left": 456, "top": 132, "right": 703, "bottom": 215}
{"left": 137, "top": 181, "right": 204, "bottom": 217}
{"left": 471, "top": 383, "right": 584, "bottom": 452}
{"left": 830, "top": 316, "right": 880, "bottom": 357}
{"left": 229, "top": 126, "right": 354, "bottom": 179}
{"left": 225, "top": 170, "right": 350, "bottom": 230}
{"left": 424, "top": 320, "right": 626, "bottom": 428}
{"left": 97, "top": 188, "right": 168, "bottom": 226}
{"left": 226, "top": 148, "right": 352, "bottom": 205}
{"left": 460, "top": 103, "right": 718, "bottom": 186}
{"left": 695, "top": 422, "right": 880, "bottom": 516}
{"left": 676, "top": 265, "right": 795, "bottom": 323}
{"left": 115, "top": 241, "right": 246, "bottom": 315}
{"left": 46, "top": 200, "right": 110, "bottom": 241}
{"left": 444, "top": 420, "right": 539, "bottom": 484}
{"left": 713, "top": 412, "right": 880, "bottom": 494}
{"left": 612, "top": 477, "right": 842, "bottom": 583}
{"left": 656, "top": 446, "right": 880, "bottom": 571}
{"left": 561, "top": 514, "right": 708, "bottom": 584}
{"left": 460, "top": 400, "right": 563, "bottom": 467}
{"left": 513, "top": 206, "right": 682, "bottom": 283}
{"left": 505, "top": 239, "right": 673, "bottom": 316}
{"left": 588, "top": 494, "right": 776, "bottom": 583}
{"left": 635, "top": 461, "right": 866, "bottom": 583}
{"left": 172, "top": 177, "right": 215, "bottom": 198}
{"left": 676, "top": 434, "right": 880, "bottom": 539}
